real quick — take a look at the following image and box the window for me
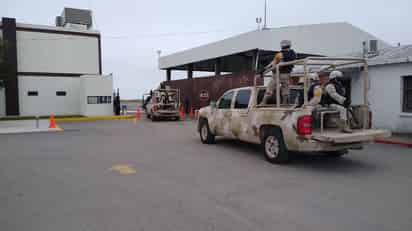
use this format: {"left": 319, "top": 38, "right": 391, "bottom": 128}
{"left": 218, "top": 91, "right": 234, "bottom": 109}
{"left": 27, "top": 91, "right": 38, "bottom": 96}
{"left": 403, "top": 76, "right": 412, "bottom": 113}
{"left": 234, "top": 90, "right": 251, "bottom": 109}
{"left": 88, "top": 96, "right": 112, "bottom": 104}
{"left": 257, "top": 88, "right": 277, "bottom": 105}
{"left": 56, "top": 91, "right": 66, "bottom": 96}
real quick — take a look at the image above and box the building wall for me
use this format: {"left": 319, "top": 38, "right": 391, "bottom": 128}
{"left": 352, "top": 63, "right": 412, "bottom": 133}
{"left": 16, "top": 31, "right": 99, "bottom": 74}
{"left": 18, "top": 76, "right": 81, "bottom": 116}
{"left": 165, "top": 72, "right": 262, "bottom": 110}
{"left": 80, "top": 75, "right": 113, "bottom": 116}
{"left": 0, "top": 29, "right": 4, "bottom": 116}
{"left": 0, "top": 87, "right": 5, "bottom": 116}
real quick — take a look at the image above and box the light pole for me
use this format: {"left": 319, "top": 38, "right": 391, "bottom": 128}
{"left": 264, "top": 0, "right": 268, "bottom": 29}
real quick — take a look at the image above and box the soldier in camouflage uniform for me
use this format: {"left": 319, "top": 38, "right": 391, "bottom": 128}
{"left": 261, "top": 40, "right": 297, "bottom": 105}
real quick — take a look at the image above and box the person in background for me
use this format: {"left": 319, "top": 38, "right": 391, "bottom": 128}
{"left": 322, "top": 70, "right": 352, "bottom": 133}
{"left": 184, "top": 96, "right": 190, "bottom": 114}
{"left": 261, "top": 40, "right": 297, "bottom": 105}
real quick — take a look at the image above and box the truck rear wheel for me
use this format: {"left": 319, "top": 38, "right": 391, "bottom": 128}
{"left": 262, "top": 128, "right": 289, "bottom": 164}
{"left": 199, "top": 120, "right": 215, "bottom": 144}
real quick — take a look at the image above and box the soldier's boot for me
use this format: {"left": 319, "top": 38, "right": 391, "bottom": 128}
{"left": 339, "top": 119, "right": 353, "bottom": 133}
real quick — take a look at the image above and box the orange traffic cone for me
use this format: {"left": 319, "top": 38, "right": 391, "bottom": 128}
{"left": 49, "top": 113, "right": 56, "bottom": 128}
{"left": 135, "top": 107, "right": 141, "bottom": 120}
{"left": 179, "top": 104, "right": 185, "bottom": 119}
{"left": 189, "top": 106, "right": 194, "bottom": 119}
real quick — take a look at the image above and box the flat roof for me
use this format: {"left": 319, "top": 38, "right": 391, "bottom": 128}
{"left": 368, "top": 45, "right": 412, "bottom": 66}
{"left": 159, "top": 22, "right": 391, "bottom": 71}
{"left": 0, "top": 21, "right": 100, "bottom": 36}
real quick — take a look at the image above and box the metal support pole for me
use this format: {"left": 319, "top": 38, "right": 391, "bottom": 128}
{"left": 253, "top": 50, "right": 260, "bottom": 87}
{"left": 187, "top": 64, "right": 193, "bottom": 79}
{"left": 363, "top": 61, "right": 369, "bottom": 105}
{"left": 35, "top": 116, "right": 39, "bottom": 128}
{"left": 214, "top": 58, "right": 221, "bottom": 76}
{"left": 166, "top": 69, "right": 171, "bottom": 81}
{"left": 363, "top": 61, "right": 369, "bottom": 130}
{"left": 276, "top": 65, "right": 280, "bottom": 108}
{"left": 303, "top": 62, "right": 308, "bottom": 106}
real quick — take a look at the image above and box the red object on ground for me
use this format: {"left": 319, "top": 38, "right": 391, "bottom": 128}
{"left": 179, "top": 105, "right": 185, "bottom": 119}
{"left": 375, "top": 139, "right": 412, "bottom": 148}
{"left": 189, "top": 106, "right": 194, "bottom": 119}
{"left": 49, "top": 113, "right": 56, "bottom": 129}
{"left": 135, "top": 107, "right": 141, "bottom": 120}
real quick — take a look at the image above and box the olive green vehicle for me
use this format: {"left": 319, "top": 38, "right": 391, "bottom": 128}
{"left": 197, "top": 57, "right": 391, "bottom": 164}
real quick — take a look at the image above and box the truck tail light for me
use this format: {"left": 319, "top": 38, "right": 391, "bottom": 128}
{"left": 297, "top": 115, "right": 313, "bottom": 135}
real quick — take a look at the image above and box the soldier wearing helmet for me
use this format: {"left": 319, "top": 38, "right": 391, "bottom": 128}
{"left": 261, "top": 40, "right": 297, "bottom": 105}
{"left": 322, "top": 70, "right": 352, "bottom": 133}
{"left": 307, "top": 73, "right": 322, "bottom": 106}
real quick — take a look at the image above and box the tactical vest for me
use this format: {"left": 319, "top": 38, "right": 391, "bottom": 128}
{"left": 322, "top": 81, "right": 345, "bottom": 106}
{"left": 279, "top": 49, "right": 297, "bottom": 74}
{"left": 308, "top": 83, "right": 320, "bottom": 100}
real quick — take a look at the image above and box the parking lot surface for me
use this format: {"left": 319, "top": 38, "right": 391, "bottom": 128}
{"left": 1, "top": 119, "right": 411, "bottom": 231}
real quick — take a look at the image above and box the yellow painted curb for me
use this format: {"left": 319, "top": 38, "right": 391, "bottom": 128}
{"left": 55, "top": 115, "right": 135, "bottom": 122}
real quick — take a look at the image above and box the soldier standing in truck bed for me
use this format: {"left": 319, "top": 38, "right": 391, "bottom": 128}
{"left": 261, "top": 40, "right": 297, "bottom": 105}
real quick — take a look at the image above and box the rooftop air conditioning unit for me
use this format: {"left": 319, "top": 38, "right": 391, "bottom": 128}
{"left": 55, "top": 16, "right": 64, "bottom": 27}
{"left": 60, "top": 7, "right": 93, "bottom": 29}
{"left": 362, "top": 40, "right": 379, "bottom": 58}
{"left": 369, "top": 40, "right": 378, "bottom": 55}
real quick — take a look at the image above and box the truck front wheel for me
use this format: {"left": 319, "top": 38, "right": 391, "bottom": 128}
{"left": 199, "top": 120, "right": 215, "bottom": 144}
{"left": 262, "top": 128, "right": 289, "bottom": 164}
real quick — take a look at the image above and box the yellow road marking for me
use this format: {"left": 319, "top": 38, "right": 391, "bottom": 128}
{"left": 110, "top": 164, "right": 137, "bottom": 175}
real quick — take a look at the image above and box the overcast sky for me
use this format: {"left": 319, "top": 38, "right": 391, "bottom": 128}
{"left": 2, "top": 0, "right": 411, "bottom": 98}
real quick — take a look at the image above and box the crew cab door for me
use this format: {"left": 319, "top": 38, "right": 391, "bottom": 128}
{"left": 213, "top": 90, "right": 235, "bottom": 137}
{"left": 230, "top": 89, "right": 252, "bottom": 141}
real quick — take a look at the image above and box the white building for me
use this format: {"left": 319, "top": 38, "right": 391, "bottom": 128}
{"left": 0, "top": 8, "right": 114, "bottom": 117}
{"left": 351, "top": 46, "right": 412, "bottom": 133}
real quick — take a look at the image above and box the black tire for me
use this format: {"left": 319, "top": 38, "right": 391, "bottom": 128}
{"left": 151, "top": 115, "right": 157, "bottom": 121}
{"left": 261, "top": 128, "right": 289, "bottom": 164}
{"left": 146, "top": 113, "right": 151, "bottom": 119}
{"left": 326, "top": 150, "right": 348, "bottom": 158}
{"left": 199, "top": 119, "right": 215, "bottom": 144}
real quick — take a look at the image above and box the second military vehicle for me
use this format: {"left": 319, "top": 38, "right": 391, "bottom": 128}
{"left": 143, "top": 88, "right": 180, "bottom": 121}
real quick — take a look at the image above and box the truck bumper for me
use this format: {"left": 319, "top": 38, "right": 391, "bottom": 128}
{"left": 289, "top": 139, "right": 367, "bottom": 152}
{"left": 153, "top": 111, "right": 179, "bottom": 118}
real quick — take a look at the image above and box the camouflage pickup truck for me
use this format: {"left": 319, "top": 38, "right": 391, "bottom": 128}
{"left": 143, "top": 88, "right": 180, "bottom": 121}
{"left": 197, "top": 57, "right": 390, "bottom": 164}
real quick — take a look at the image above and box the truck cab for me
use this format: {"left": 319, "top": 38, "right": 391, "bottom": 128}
{"left": 197, "top": 57, "right": 391, "bottom": 164}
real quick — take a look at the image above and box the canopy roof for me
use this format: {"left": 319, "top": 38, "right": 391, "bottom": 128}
{"left": 159, "top": 22, "right": 391, "bottom": 73}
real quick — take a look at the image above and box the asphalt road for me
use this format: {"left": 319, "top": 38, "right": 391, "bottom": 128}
{"left": 1, "top": 119, "right": 411, "bottom": 231}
